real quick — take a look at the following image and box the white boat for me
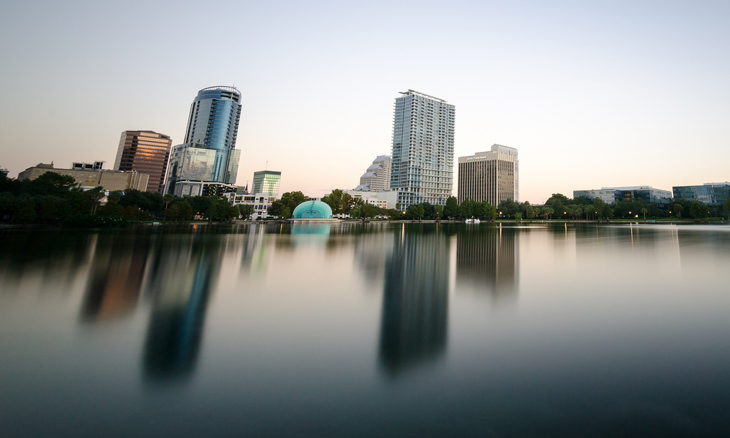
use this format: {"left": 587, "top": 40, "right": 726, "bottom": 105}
{"left": 465, "top": 218, "right": 480, "bottom": 224}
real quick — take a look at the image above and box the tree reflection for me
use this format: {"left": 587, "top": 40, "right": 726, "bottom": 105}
{"left": 378, "top": 225, "right": 449, "bottom": 377}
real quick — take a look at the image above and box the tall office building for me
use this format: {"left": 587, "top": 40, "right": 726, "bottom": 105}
{"left": 458, "top": 144, "right": 519, "bottom": 206}
{"left": 252, "top": 170, "right": 281, "bottom": 196}
{"left": 390, "top": 90, "right": 455, "bottom": 209}
{"left": 114, "top": 131, "right": 172, "bottom": 193}
{"left": 357, "top": 155, "right": 392, "bottom": 192}
{"left": 165, "top": 86, "right": 242, "bottom": 195}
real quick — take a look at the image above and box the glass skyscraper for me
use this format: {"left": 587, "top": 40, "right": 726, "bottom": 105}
{"left": 165, "top": 86, "right": 242, "bottom": 194}
{"left": 390, "top": 90, "right": 455, "bottom": 209}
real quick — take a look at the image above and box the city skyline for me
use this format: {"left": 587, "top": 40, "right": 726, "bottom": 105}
{"left": 1, "top": 1, "right": 729, "bottom": 203}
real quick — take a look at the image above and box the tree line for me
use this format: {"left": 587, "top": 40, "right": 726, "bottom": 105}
{"left": 268, "top": 188, "right": 730, "bottom": 221}
{"left": 0, "top": 172, "right": 244, "bottom": 226}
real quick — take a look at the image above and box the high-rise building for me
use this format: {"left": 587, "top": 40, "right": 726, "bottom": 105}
{"left": 252, "top": 170, "right": 281, "bottom": 196}
{"left": 458, "top": 145, "right": 519, "bottom": 206}
{"left": 165, "top": 86, "right": 242, "bottom": 195}
{"left": 357, "top": 155, "right": 391, "bottom": 192}
{"left": 114, "top": 131, "right": 172, "bottom": 193}
{"left": 390, "top": 90, "right": 455, "bottom": 209}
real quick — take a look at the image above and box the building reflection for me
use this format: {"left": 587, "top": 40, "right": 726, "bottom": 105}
{"left": 80, "top": 234, "right": 150, "bottom": 322}
{"left": 379, "top": 224, "right": 450, "bottom": 377}
{"left": 455, "top": 225, "right": 518, "bottom": 301}
{"left": 142, "top": 235, "right": 220, "bottom": 384}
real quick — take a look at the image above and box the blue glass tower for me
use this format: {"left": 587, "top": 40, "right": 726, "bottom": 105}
{"left": 183, "top": 86, "right": 242, "bottom": 183}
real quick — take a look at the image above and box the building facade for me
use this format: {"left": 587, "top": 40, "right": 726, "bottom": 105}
{"left": 390, "top": 90, "right": 455, "bottom": 209}
{"left": 574, "top": 186, "right": 673, "bottom": 207}
{"left": 345, "top": 189, "right": 399, "bottom": 210}
{"left": 114, "top": 131, "right": 172, "bottom": 193}
{"left": 18, "top": 162, "right": 148, "bottom": 192}
{"left": 252, "top": 170, "right": 281, "bottom": 196}
{"left": 165, "top": 86, "right": 242, "bottom": 195}
{"left": 673, "top": 183, "right": 730, "bottom": 206}
{"left": 357, "top": 155, "right": 392, "bottom": 192}
{"left": 458, "top": 145, "right": 519, "bottom": 206}
{"left": 225, "top": 192, "right": 277, "bottom": 220}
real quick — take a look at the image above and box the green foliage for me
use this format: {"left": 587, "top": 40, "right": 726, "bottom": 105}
{"left": 443, "top": 196, "right": 459, "bottom": 218}
{"left": 238, "top": 204, "right": 255, "bottom": 220}
{"left": 269, "top": 191, "right": 309, "bottom": 218}
{"left": 321, "top": 189, "right": 357, "bottom": 215}
{"left": 497, "top": 199, "right": 521, "bottom": 218}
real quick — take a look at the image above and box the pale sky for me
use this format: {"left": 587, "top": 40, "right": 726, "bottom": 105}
{"left": 1, "top": 0, "right": 728, "bottom": 203}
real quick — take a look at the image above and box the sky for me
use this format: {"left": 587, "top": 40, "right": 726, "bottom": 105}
{"left": 1, "top": 0, "right": 729, "bottom": 203}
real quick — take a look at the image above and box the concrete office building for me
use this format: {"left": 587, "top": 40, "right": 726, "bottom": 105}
{"left": 345, "top": 189, "right": 399, "bottom": 210}
{"left": 252, "top": 170, "right": 281, "bottom": 196}
{"left": 390, "top": 90, "right": 455, "bottom": 209}
{"left": 458, "top": 145, "right": 519, "bottom": 206}
{"left": 225, "top": 192, "right": 278, "bottom": 220}
{"left": 165, "top": 86, "right": 242, "bottom": 195}
{"left": 18, "top": 162, "right": 148, "bottom": 192}
{"left": 114, "top": 130, "right": 172, "bottom": 193}
{"left": 357, "top": 155, "right": 391, "bottom": 192}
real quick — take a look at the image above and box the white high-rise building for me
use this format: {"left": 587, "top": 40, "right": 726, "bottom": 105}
{"left": 357, "top": 155, "right": 391, "bottom": 192}
{"left": 458, "top": 145, "right": 519, "bottom": 206}
{"left": 390, "top": 90, "right": 455, "bottom": 209}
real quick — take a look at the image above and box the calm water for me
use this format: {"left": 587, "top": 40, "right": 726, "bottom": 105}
{"left": 1, "top": 223, "right": 729, "bottom": 437}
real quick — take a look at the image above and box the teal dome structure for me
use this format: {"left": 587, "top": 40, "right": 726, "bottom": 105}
{"left": 292, "top": 200, "right": 333, "bottom": 219}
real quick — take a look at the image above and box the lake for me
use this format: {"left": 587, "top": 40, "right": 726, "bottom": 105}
{"left": 1, "top": 222, "right": 729, "bottom": 437}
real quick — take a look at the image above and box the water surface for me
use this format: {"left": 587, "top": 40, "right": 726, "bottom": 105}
{"left": 1, "top": 223, "right": 729, "bottom": 437}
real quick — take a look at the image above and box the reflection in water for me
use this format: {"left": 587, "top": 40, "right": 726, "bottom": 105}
{"left": 81, "top": 234, "right": 150, "bottom": 322}
{"left": 379, "top": 225, "right": 450, "bottom": 377}
{"left": 290, "top": 223, "right": 332, "bottom": 246}
{"left": 0, "top": 229, "right": 94, "bottom": 294}
{"left": 456, "top": 226, "right": 518, "bottom": 301}
{"left": 143, "top": 235, "right": 220, "bottom": 384}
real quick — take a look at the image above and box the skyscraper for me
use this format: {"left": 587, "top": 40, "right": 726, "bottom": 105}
{"left": 165, "top": 86, "right": 242, "bottom": 195}
{"left": 458, "top": 145, "right": 519, "bottom": 206}
{"left": 357, "top": 155, "right": 391, "bottom": 192}
{"left": 390, "top": 90, "right": 455, "bottom": 209}
{"left": 252, "top": 170, "right": 281, "bottom": 196}
{"left": 114, "top": 131, "right": 172, "bottom": 193}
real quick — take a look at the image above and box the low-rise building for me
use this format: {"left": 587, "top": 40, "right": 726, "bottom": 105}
{"left": 574, "top": 186, "right": 673, "bottom": 208}
{"left": 673, "top": 183, "right": 730, "bottom": 206}
{"left": 18, "top": 162, "right": 148, "bottom": 192}
{"left": 345, "top": 189, "right": 399, "bottom": 210}
{"left": 225, "top": 192, "right": 277, "bottom": 220}
{"left": 171, "top": 181, "right": 237, "bottom": 197}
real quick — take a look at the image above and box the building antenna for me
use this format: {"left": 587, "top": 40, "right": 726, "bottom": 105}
{"left": 265, "top": 160, "right": 268, "bottom": 170}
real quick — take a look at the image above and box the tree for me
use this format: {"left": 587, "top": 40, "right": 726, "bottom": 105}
{"left": 443, "top": 196, "right": 459, "bottom": 219}
{"left": 723, "top": 199, "right": 730, "bottom": 221}
{"left": 269, "top": 191, "right": 309, "bottom": 218}
{"left": 238, "top": 204, "right": 254, "bottom": 220}
{"left": 671, "top": 202, "right": 683, "bottom": 219}
{"left": 321, "top": 189, "right": 356, "bottom": 215}
{"left": 641, "top": 207, "right": 648, "bottom": 220}
{"left": 86, "top": 187, "right": 105, "bottom": 215}
{"left": 497, "top": 199, "right": 521, "bottom": 218}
